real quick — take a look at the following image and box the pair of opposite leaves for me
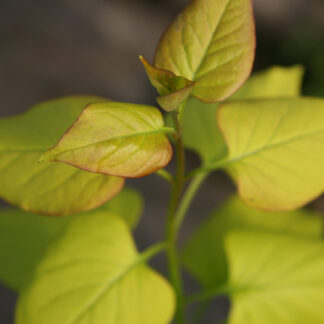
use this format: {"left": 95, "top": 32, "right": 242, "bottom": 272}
{"left": 0, "top": 0, "right": 256, "bottom": 216}
{"left": 5, "top": 191, "right": 324, "bottom": 324}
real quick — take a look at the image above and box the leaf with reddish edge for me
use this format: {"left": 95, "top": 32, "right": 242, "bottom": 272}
{"left": 154, "top": 0, "right": 256, "bottom": 103}
{"left": 0, "top": 96, "right": 124, "bottom": 216}
{"left": 217, "top": 98, "right": 324, "bottom": 211}
{"left": 40, "top": 102, "right": 174, "bottom": 178}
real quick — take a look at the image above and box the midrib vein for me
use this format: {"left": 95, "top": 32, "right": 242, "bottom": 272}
{"left": 192, "top": 0, "right": 231, "bottom": 80}
{"left": 211, "top": 126, "right": 324, "bottom": 170}
{"left": 69, "top": 251, "right": 151, "bottom": 324}
{"left": 45, "top": 127, "right": 174, "bottom": 158}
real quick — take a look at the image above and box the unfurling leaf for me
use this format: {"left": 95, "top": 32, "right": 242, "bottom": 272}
{"left": 217, "top": 98, "right": 324, "bottom": 211}
{"left": 155, "top": 0, "right": 256, "bottom": 102}
{"left": 182, "top": 196, "right": 322, "bottom": 289}
{"left": 140, "top": 55, "right": 194, "bottom": 111}
{"left": 41, "top": 102, "right": 173, "bottom": 178}
{"left": 16, "top": 212, "right": 175, "bottom": 324}
{"left": 0, "top": 188, "right": 143, "bottom": 291}
{"left": 227, "top": 230, "right": 324, "bottom": 324}
{"left": 182, "top": 66, "right": 305, "bottom": 164}
{"left": 0, "top": 97, "right": 124, "bottom": 216}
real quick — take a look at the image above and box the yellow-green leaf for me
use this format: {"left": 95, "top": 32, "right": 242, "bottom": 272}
{"left": 16, "top": 212, "right": 175, "bottom": 324}
{"left": 0, "top": 97, "right": 124, "bottom": 216}
{"left": 0, "top": 187, "right": 143, "bottom": 291}
{"left": 227, "top": 230, "right": 324, "bottom": 324}
{"left": 182, "top": 195, "right": 322, "bottom": 289}
{"left": 217, "top": 98, "right": 324, "bottom": 211}
{"left": 41, "top": 102, "right": 173, "bottom": 178}
{"left": 183, "top": 65, "right": 305, "bottom": 163}
{"left": 231, "top": 65, "right": 304, "bottom": 100}
{"left": 101, "top": 187, "right": 144, "bottom": 229}
{"left": 154, "top": 0, "right": 255, "bottom": 102}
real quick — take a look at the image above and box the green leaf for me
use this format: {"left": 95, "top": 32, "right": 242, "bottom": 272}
{"left": 41, "top": 102, "right": 173, "bottom": 178}
{"left": 182, "top": 195, "right": 322, "bottom": 289}
{"left": 16, "top": 212, "right": 175, "bottom": 324}
{"left": 226, "top": 230, "right": 324, "bottom": 324}
{"left": 0, "top": 188, "right": 143, "bottom": 290}
{"left": 183, "top": 97, "right": 226, "bottom": 163}
{"left": 0, "top": 208, "right": 66, "bottom": 291}
{"left": 101, "top": 187, "right": 144, "bottom": 229}
{"left": 154, "top": 0, "right": 256, "bottom": 102}
{"left": 216, "top": 98, "right": 324, "bottom": 211}
{"left": 0, "top": 97, "right": 124, "bottom": 216}
{"left": 182, "top": 66, "right": 305, "bottom": 163}
{"left": 231, "top": 65, "right": 304, "bottom": 99}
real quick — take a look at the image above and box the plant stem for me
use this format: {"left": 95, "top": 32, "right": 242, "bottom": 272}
{"left": 165, "top": 102, "right": 209, "bottom": 324}
{"left": 156, "top": 169, "right": 175, "bottom": 184}
{"left": 140, "top": 241, "right": 168, "bottom": 262}
{"left": 166, "top": 111, "right": 186, "bottom": 324}
{"left": 174, "top": 172, "right": 209, "bottom": 232}
{"left": 185, "top": 285, "right": 229, "bottom": 306}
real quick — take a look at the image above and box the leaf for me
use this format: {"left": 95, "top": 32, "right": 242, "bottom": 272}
{"left": 0, "top": 208, "right": 66, "bottom": 291}
{"left": 182, "top": 195, "right": 322, "bottom": 289}
{"left": 182, "top": 66, "right": 305, "bottom": 163}
{"left": 101, "top": 187, "right": 144, "bottom": 229}
{"left": 16, "top": 212, "right": 175, "bottom": 324}
{"left": 0, "top": 188, "right": 143, "bottom": 291}
{"left": 216, "top": 98, "right": 324, "bottom": 211}
{"left": 154, "top": 0, "right": 256, "bottom": 102}
{"left": 140, "top": 56, "right": 194, "bottom": 111}
{"left": 0, "top": 97, "right": 124, "bottom": 216}
{"left": 157, "top": 83, "right": 195, "bottom": 112}
{"left": 226, "top": 230, "right": 324, "bottom": 324}
{"left": 41, "top": 102, "right": 173, "bottom": 178}
{"left": 231, "top": 65, "right": 304, "bottom": 99}
{"left": 183, "top": 97, "right": 226, "bottom": 163}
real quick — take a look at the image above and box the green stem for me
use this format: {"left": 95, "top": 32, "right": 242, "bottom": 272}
{"left": 174, "top": 172, "right": 209, "bottom": 232}
{"left": 156, "top": 169, "right": 175, "bottom": 184}
{"left": 140, "top": 241, "right": 168, "bottom": 262}
{"left": 186, "top": 159, "right": 227, "bottom": 179}
{"left": 166, "top": 112, "right": 186, "bottom": 324}
{"left": 185, "top": 285, "right": 230, "bottom": 306}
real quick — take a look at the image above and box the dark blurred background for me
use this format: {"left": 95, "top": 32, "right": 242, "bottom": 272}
{"left": 0, "top": 0, "right": 323, "bottom": 323}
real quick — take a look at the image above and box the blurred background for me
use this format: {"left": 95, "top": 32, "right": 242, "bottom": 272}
{"left": 0, "top": 0, "right": 323, "bottom": 323}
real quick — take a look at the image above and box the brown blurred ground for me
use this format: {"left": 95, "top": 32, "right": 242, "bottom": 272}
{"left": 0, "top": 0, "right": 323, "bottom": 323}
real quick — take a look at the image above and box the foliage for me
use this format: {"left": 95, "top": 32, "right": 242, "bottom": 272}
{"left": 0, "top": 0, "right": 323, "bottom": 323}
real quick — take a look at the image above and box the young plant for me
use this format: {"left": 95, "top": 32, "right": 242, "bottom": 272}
{"left": 0, "top": 0, "right": 324, "bottom": 323}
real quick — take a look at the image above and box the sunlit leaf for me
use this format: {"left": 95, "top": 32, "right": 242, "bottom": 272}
{"left": 231, "top": 65, "right": 304, "bottom": 99}
{"left": 0, "top": 188, "right": 143, "bottom": 290}
{"left": 182, "top": 195, "right": 322, "bottom": 289}
{"left": 183, "top": 66, "right": 305, "bottom": 163}
{"left": 41, "top": 102, "right": 173, "bottom": 178}
{"left": 155, "top": 0, "right": 255, "bottom": 102}
{"left": 216, "top": 98, "right": 324, "bottom": 211}
{"left": 0, "top": 97, "right": 124, "bottom": 216}
{"left": 16, "top": 212, "right": 175, "bottom": 324}
{"left": 227, "top": 230, "right": 324, "bottom": 324}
